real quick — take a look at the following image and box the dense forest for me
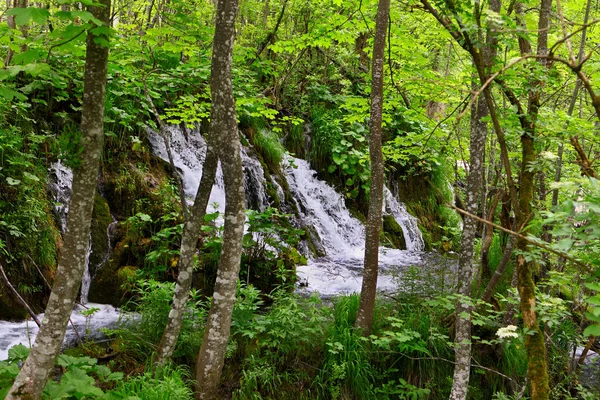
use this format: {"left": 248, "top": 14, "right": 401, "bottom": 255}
{"left": 1, "top": 0, "right": 600, "bottom": 398}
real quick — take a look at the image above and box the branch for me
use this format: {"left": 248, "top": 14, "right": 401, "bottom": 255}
{"left": 449, "top": 204, "right": 591, "bottom": 271}
{"left": 0, "top": 261, "right": 41, "bottom": 327}
{"left": 142, "top": 69, "right": 189, "bottom": 219}
{"left": 46, "top": 29, "right": 86, "bottom": 62}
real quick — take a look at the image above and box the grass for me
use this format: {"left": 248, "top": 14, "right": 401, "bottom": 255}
{"left": 111, "top": 363, "right": 194, "bottom": 400}
{"left": 253, "top": 130, "right": 285, "bottom": 170}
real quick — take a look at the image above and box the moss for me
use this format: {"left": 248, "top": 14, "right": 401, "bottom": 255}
{"left": 89, "top": 237, "right": 133, "bottom": 306}
{"left": 0, "top": 296, "right": 28, "bottom": 320}
{"left": 89, "top": 194, "right": 112, "bottom": 272}
{"left": 382, "top": 215, "right": 406, "bottom": 250}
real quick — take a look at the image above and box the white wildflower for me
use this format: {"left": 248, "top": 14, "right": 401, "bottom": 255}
{"left": 496, "top": 325, "right": 519, "bottom": 339}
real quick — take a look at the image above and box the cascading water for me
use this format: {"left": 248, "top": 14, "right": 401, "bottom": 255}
{"left": 146, "top": 126, "right": 270, "bottom": 213}
{"left": 283, "top": 156, "right": 431, "bottom": 296}
{"left": 383, "top": 187, "right": 425, "bottom": 251}
{"left": 241, "top": 146, "right": 269, "bottom": 211}
{"left": 284, "top": 157, "right": 365, "bottom": 259}
{"left": 49, "top": 161, "right": 94, "bottom": 302}
{"left": 49, "top": 161, "right": 73, "bottom": 234}
{"left": 80, "top": 234, "right": 93, "bottom": 304}
{"left": 1, "top": 167, "right": 121, "bottom": 359}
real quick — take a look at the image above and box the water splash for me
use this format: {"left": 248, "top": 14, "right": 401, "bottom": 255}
{"left": 147, "top": 126, "right": 271, "bottom": 214}
{"left": 49, "top": 161, "right": 73, "bottom": 234}
{"left": 283, "top": 156, "right": 427, "bottom": 296}
{"left": 383, "top": 187, "right": 425, "bottom": 251}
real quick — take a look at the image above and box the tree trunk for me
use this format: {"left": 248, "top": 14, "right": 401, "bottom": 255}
{"left": 354, "top": 0, "right": 390, "bottom": 335}
{"left": 4, "top": 0, "right": 16, "bottom": 66}
{"left": 449, "top": 78, "right": 487, "bottom": 400}
{"left": 514, "top": 1, "right": 551, "bottom": 398}
{"left": 194, "top": 0, "right": 244, "bottom": 398}
{"left": 155, "top": 146, "right": 218, "bottom": 364}
{"left": 6, "top": 0, "right": 110, "bottom": 397}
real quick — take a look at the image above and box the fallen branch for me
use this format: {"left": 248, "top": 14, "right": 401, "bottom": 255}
{"left": 0, "top": 261, "right": 41, "bottom": 327}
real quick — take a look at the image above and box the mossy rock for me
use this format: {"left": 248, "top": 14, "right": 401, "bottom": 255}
{"left": 0, "top": 294, "right": 28, "bottom": 320}
{"left": 89, "top": 194, "right": 112, "bottom": 273}
{"left": 88, "top": 236, "right": 133, "bottom": 306}
{"left": 382, "top": 214, "right": 406, "bottom": 250}
{"left": 102, "top": 155, "right": 180, "bottom": 221}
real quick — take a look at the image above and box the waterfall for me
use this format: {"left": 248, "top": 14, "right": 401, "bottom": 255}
{"left": 80, "top": 235, "right": 93, "bottom": 304}
{"left": 284, "top": 157, "right": 365, "bottom": 259}
{"left": 48, "top": 161, "right": 98, "bottom": 304}
{"left": 283, "top": 156, "right": 428, "bottom": 296}
{"left": 146, "top": 126, "right": 270, "bottom": 213}
{"left": 383, "top": 187, "right": 425, "bottom": 251}
{"left": 49, "top": 161, "right": 73, "bottom": 234}
{"left": 241, "top": 146, "right": 269, "bottom": 211}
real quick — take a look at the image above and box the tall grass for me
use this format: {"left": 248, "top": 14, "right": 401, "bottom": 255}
{"left": 111, "top": 363, "right": 194, "bottom": 400}
{"left": 253, "top": 130, "right": 285, "bottom": 169}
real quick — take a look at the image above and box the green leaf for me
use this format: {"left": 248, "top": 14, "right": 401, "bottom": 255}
{"left": 6, "top": 7, "right": 50, "bottom": 26}
{"left": 6, "top": 177, "right": 21, "bottom": 185}
{"left": 8, "top": 344, "right": 30, "bottom": 361}
{"left": 583, "top": 324, "right": 600, "bottom": 337}
{"left": 0, "top": 87, "right": 27, "bottom": 101}
{"left": 23, "top": 172, "right": 39, "bottom": 182}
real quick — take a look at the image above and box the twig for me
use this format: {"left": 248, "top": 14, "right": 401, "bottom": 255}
{"left": 449, "top": 204, "right": 590, "bottom": 271}
{"left": 0, "top": 261, "right": 41, "bottom": 327}
{"left": 46, "top": 29, "right": 86, "bottom": 62}
{"left": 142, "top": 69, "right": 189, "bottom": 219}
{"left": 27, "top": 255, "right": 83, "bottom": 344}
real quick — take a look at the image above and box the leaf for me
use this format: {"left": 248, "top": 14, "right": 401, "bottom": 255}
{"left": 6, "top": 177, "right": 21, "bottom": 185}
{"left": 6, "top": 7, "right": 50, "bottom": 26}
{"left": 23, "top": 172, "right": 39, "bottom": 182}
{"left": 0, "top": 87, "right": 27, "bottom": 101}
{"left": 584, "top": 324, "right": 600, "bottom": 337}
{"left": 8, "top": 344, "right": 30, "bottom": 361}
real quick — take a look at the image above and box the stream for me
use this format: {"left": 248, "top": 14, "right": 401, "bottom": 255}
{"left": 1, "top": 126, "right": 446, "bottom": 360}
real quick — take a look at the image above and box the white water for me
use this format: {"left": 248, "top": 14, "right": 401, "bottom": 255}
{"left": 48, "top": 161, "right": 96, "bottom": 303}
{"left": 384, "top": 187, "right": 425, "bottom": 251}
{"left": 49, "top": 161, "right": 73, "bottom": 234}
{"left": 146, "top": 126, "right": 271, "bottom": 213}
{"left": 283, "top": 157, "right": 427, "bottom": 296}
{"left": 0, "top": 303, "right": 120, "bottom": 361}
{"left": 80, "top": 234, "right": 93, "bottom": 304}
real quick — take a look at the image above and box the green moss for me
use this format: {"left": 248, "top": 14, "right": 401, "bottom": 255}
{"left": 382, "top": 215, "right": 407, "bottom": 250}
{"left": 89, "top": 194, "right": 112, "bottom": 271}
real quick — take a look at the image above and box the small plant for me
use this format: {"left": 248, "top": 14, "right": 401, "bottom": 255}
{"left": 80, "top": 307, "right": 101, "bottom": 336}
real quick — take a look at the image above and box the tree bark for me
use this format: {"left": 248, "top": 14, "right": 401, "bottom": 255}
{"left": 449, "top": 77, "right": 487, "bottom": 400}
{"left": 194, "top": 0, "right": 244, "bottom": 398}
{"left": 354, "top": 0, "right": 390, "bottom": 335}
{"left": 6, "top": 0, "right": 110, "bottom": 397}
{"left": 155, "top": 145, "right": 218, "bottom": 364}
{"left": 513, "top": 1, "right": 552, "bottom": 398}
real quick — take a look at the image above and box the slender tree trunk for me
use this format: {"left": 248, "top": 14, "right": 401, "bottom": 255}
{"left": 449, "top": 78, "right": 487, "bottom": 400}
{"left": 513, "top": 1, "right": 551, "bottom": 398}
{"left": 4, "top": 0, "right": 16, "bottom": 66}
{"left": 6, "top": 1, "right": 110, "bottom": 397}
{"left": 155, "top": 146, "right": 218, "bottom": 364}
{"left": 354, "top": 0, "right": 390, "bottom": 335}
{"left": 194, "top": 0, "right": 244, "bottom": 398}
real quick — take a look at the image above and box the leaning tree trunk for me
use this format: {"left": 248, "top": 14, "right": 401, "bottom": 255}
{"left": 6, "top": 1, "right": 110, "bottom": 397}
{"left": 155, "top": 146, "right": 218, "bottom": 364}
{"left": 449, "top": 78, "right": 487, "bottom": 400}
{"left": 194, "top": 0, "right": 244, "bottom": 398}
{"left": 354, "top": 0, "right": 390, "bottom": 335}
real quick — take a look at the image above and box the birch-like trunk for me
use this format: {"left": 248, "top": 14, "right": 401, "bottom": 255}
{"left": 155, "top": 146, "right": 218, "bottom": 364}
{"left": 354, "top": 0, "right": 390, "bottom": 335}
{"left": 6, "top": 1, "right": 110, "bottom": 397}
{"left": 194, "top": 0, "right": 244, "bottom": 398}
{"left": 449, "top": 83, "right": 487, "bottom": 400}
